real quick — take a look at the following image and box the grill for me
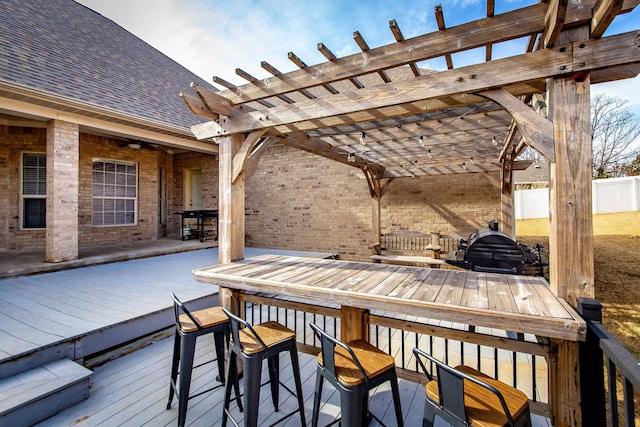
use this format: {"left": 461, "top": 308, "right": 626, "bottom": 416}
{"left": 446, "top": 220, "right": 527, "bottom": 274}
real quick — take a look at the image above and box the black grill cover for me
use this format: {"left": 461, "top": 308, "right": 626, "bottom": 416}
{"left": 446, "top": 223, "right": 526, "bottom": 274}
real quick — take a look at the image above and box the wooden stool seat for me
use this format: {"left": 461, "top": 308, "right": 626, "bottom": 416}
{"left": 319, "top": 339, "right": 396, "bottom": 386}
{"left": 177, "top": 305, "right": 228, "bottom": 333}
{"left": 414, "top": 348, "right": 531, "bottom": 427}
{"left": 310, "top": 323, "right": 404, "bottom": 427}
{"left": 426, "top": 365, "right": 530, "bottom": 427}
{"left": 221, "top": 308, "right": 306, "bottom": 427}
{"left": 238, "top": 321, "right": 295, "bottom": 354}
{"left": 167, "top": 293, "right": 239, "bottom": 427}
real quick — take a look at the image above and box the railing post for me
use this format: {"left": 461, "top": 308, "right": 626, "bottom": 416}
{"left": 577, "top": 297, "right": 606, "bottom": 427}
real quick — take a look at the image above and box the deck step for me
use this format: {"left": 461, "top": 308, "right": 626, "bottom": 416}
{"left": 0, "top": 358, "right": 92, "bottom": 426}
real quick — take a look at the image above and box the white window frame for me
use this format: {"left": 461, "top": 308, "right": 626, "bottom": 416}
{"left": 20, "top": 152, "right": 47, "bottom": 230}
{"left": 92, "top": 159, "right": 138, "bottom": 227}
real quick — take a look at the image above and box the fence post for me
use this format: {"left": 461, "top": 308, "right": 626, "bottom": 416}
{"left": 576, "top": 297, "right": 606, "bottom": 427}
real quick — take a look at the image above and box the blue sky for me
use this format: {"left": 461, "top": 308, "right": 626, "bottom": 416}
{"left": 76, "top": 0, "right": 640, "bottom": 114}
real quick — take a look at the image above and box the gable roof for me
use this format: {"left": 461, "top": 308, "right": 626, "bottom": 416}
{"left": 0, "top": 0, "right": 214, "bottom": 138}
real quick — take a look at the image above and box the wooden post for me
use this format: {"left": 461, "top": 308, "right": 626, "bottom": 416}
{"left": 548, "top": 339, "right": 582, "bottom": 427}
{"left": 218, "top": 134, "right": 245, "bottom": 265}
{"left": 341, "top": 306, "right": 369, "bottom": 343}
{"left": 548, "top": 74, "right": 595, "bottom": 303}
{"left": 372, "top": 195, "right": 381, "bottom": 255}
{"left": 218, "top": 134, "right": 245, "bottom": 318}
{"left": 546, "top": 26, "right": 593, "bottom": 427}
{"left": 501, "top": 157, "right": 516, "bottom": 239}
{"left": 366, "top": 171, "right": 383, "bottom": 257}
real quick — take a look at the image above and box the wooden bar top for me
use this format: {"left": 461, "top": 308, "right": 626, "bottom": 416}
{"left": 193, "top": 255, "right": 586, "bottom": 341}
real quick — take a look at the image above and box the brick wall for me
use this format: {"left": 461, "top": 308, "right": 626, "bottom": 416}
{"left": 246, "top": 145, "right": 372, "bottom": 260}
{"left": 79, "top": 134, "right": 160, "bottom": 245}
{"left": 245, "top": 145, "right": 501, "bottom": 261}
{"left": 1, "top": 127, "right": 500, "bottom": 256}
{"left": 381, "top": 173, "right": 501, "bottom": 237}
{"left": 0, "top": 126, "right": 10, "bottom": 250}
{"left": 3, "top": 126, "right": 47, "bottom": 250}
{"left": 172, "top": 151, "right": 218, "bottom": 233}
{"left": 1, "top": 126, "right": 168, "bottom": 250}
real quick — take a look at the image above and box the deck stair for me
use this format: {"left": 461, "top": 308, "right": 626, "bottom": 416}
{"left": 0, "top": 358, "right": 92, "bottom": 426}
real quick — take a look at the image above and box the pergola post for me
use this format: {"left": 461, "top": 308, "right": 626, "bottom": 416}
{"left": 218, "top": 134, "right": 245, "bottom": 266}
{"left": 371, "top": 184, "right": 382, "bottom": 256}
{"left": 546, "top": 27, "right": 594, "bottom": 427}
{"left": 218, "top": 134, "right": 245, "bottom": 311}
{"left": 501, "top": 155, "right": 516, "bottom": 239}
{"left": 548, "top": 28, "right": 595, "bottom": 305}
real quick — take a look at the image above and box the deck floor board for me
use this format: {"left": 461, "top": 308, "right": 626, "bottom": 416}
{"left": 34, "top": 333, "right": 551, "bottom": 427}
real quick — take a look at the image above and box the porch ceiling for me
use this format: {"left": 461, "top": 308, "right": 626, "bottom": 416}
{"left": 182, "top": 0, "right": 640, "bottom": 178}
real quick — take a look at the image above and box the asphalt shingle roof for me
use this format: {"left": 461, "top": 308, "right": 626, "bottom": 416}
{"left": 0, "top": 0, "right": 214, "bottom": 131}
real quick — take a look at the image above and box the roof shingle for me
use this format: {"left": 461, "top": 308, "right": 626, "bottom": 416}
{"left": 0, "top": 0, "right": 214, "bottom": 131}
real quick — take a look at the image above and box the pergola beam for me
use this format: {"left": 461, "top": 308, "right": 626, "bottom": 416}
{"left": 209, "top": 0, "right": 625, "bottom": 105}
{"left": 543, "top": 0, "right": 568, "bottom": 48}
{"left": 479, "top": 88, "right": 555, "bottom": 162}
{"left": 191, "top": 31, "right": 640, "bottom": 138}
{"left": 592, "top": 0, "right": 625, "bottom": 38}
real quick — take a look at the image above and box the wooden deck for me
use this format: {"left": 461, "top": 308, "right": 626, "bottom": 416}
{"left": 0, "top": 248, "right": 552, "bottom": 425}
{"left": 33, "top": 333, "right": 552, "bottom": 427}
{"left": 0, "top": 247, "right": 335, "bottom": 373}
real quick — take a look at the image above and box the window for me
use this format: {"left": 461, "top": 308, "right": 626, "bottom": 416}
{"left": 92, "top": 160, "right": 137, "bottom": 226}
{"left": 21, "top": 153, "right": 46, "bottom": 229}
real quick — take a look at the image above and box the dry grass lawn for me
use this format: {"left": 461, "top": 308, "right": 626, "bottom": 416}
{"left": 516, "top": 211, "right": 640, "bottom": 358}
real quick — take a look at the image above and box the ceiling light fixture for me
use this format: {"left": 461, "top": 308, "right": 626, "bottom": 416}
{"left": 418, "top": 135, "right": 425, "bottom": 146}
{"left": 360, "top": 131, "right": 366, "bottom": 145}
{"left": 491, "top": 136, "right": 497, "bottom": 146}
{"left": 347, "top": 153, "right": 356, "bottom": 162}
{"left": 128, "top": 142, "right": 141, "bottom": 150}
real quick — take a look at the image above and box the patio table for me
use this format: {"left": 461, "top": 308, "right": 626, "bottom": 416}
{"left": 192, "top": 254, "right": 585, "bottom": 343}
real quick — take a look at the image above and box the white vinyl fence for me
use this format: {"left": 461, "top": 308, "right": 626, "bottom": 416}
{"left": 515, "top": 176, "right": 640, "bottom": 219}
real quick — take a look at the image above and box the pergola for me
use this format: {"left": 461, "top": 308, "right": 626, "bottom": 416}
{"left": 182, "top": 1, "right": 640, "bottom": 424}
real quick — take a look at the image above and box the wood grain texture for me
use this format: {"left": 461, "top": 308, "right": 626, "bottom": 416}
{"left": 193, "top": 255, "right": 585, "bottom": 341}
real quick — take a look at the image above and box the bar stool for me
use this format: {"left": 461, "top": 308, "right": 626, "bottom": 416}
{"left": 221, "top": 307, "right": 306, "bottom": 427}
{"left": 309, "top": 323, "right": 404, "bottom": 427}
{"left": 413, "top": 348, "right": 531, "bottom": 427}
{"left": 166, "top": 293, "right": 239, "bottom": 427}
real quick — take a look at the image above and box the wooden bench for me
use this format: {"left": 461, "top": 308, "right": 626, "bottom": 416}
{"left": 370, "top": 231, "right": 458, "bottom": 267}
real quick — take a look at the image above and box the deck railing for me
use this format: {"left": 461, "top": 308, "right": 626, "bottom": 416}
{"left": 578, "top": 298, "right": 640, "bottom": 427}
{"left": 237, "top": 294, "right": 640, "bottom": 426}
{"left": 241, "top": 292, "right": 551, "bottom": 418}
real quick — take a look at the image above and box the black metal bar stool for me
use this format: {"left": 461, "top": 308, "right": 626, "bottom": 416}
{"left": 221, "top": 307, "right": 306, "bottom": 427}
{"left": 166, "top": 293, "right": 240, "bottom": 427}
{"left": 309, "top": 323, "right": 404, "bottom": 427}
{"left": 413, "top": 348, "right": 532, "bottom": 427}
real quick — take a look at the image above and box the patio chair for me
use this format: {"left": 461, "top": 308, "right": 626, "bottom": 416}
{"left": 166, "top": 293, "right": 239, "bottom": 427}
{"left": 221, "top": 307, "right": 306, "bottom": 427}
{"left": 413, "top": 348, "right": 531, "bottom": 427}
{"left": 309, "top": 323, "right": 404, "bottom": 427}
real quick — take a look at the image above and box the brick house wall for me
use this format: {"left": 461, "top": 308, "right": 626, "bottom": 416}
{"left": 171, "top": 151, "right": 218, "bottom": 233}
{"left": 0, "top": 125, "right": 172, "bottom": 250}
{"left": 0, "top": 126, "right": 11, "bottom": 250}
{"left": 244, "top": 145, "right": 501, "bottom": 262}
{"left": 79, "top": 134, "right": 160, "bottom": 245}
{"left": 1, "top": 127, "right": 500, "bottom": 256}
{"left": 3, "top": 126, "right": 47, "bottom": 250}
